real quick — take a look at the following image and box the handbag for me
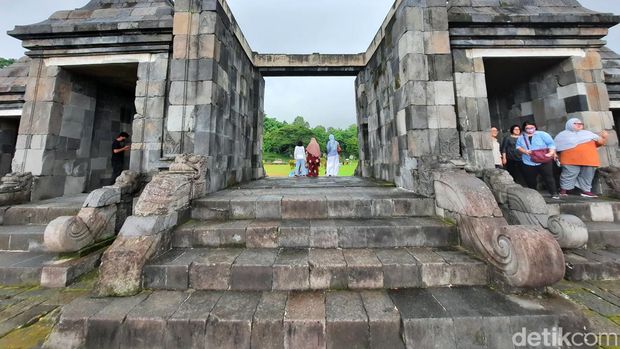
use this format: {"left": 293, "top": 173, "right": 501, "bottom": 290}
{"left": 337, "top": 144, "right": 342, "bottom": 153}
{"left": 523, "top": 134, "right": 553, "bottom": 164}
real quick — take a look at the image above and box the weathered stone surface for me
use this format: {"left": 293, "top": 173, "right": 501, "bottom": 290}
{"left": 230, "top": 249, "right": 278, "bottom": 290}
{"left": 273, "top": 249, "right": 309, "bottom": 290}
{"left": 44, "top": 216, "right": 92, "bottom": 253}
{"left": 436, "top": 171, "right": 565, "bottom": 288}
{"left": 360, "top": 290, "right": 405, "bottom": 349}
{"left": 83, "top": 187, "right": 121, "bottom": 208}
{"left": 251, "top": 292, "right": 287, "bottom": 349}
{"left": 189, "top": 248, "right": 242, "bottom": 290}
{"left": 459, "top": 216, "right": 565, "bottom": 288}
{"left": 205, "top": 292, "right": 260, "bottom": 349}
{"left": 164, "top": 291, "right": 221, "bottom": 349}
{"left": 547, "top": 214, "right": 589, "bottom": 249}
{"left": 95, "top": 234, "right": 164, "bottom": 297}
{"left": 308, "top": 249, "right": 348, "bottom": 290}
{"left": 343, "top": 249, "right": 383, "bottom": 289}
{"left": 134, "top": 173, "right": 192, "bottom": 216}
{"left": 507, "top": 186, "right": 549, "bottom": 215}
{"left": 284, "top": 292, "right": 326, "bottom": 349}
{"left": 599, "top": 166, "right": 620, "bottom": 199}
{"left": 0, "top": 172, "right": 32, "bottom": 206}
{"left": 325, "top": 291, "right": 369, "bottom": 349}
{"left": 119, "top": 214, "right": 178, "bottom": 238}
{"left": 434, "top": 171, "right": 501, "bottom": 217}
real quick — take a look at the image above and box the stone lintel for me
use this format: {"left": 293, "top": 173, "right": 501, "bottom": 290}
{"left": 254, "top": 54, "right": 365, "bottom": 76}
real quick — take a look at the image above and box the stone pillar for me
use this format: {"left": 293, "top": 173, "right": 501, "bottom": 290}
{"left": 168, "top": 0, "right": 264, "bottom": 193}
{"left": 452, "top": 49, "right": 494, "bottom": 171}
{"left": 566, "top": 49, "right": 618, "bottom": 167}
{"left": 130, "top": 53, "right": 170, "bottom": 175}
{"left": 356, "top": 0, "right": 459, "bottom": 196}
{"left": 12, "top": 59, "right": 81, "bottom": 200}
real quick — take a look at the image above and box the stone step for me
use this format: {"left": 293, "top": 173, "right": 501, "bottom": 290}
{"left": 546, "top": 197, "right": 620, "bottom": 223}
{"left": 0, "top": 251, "right": 56, "bottom": 286}
{"left": 191, "top": 191, "right": 435, "bottom": 220}
{"left": 564, "top": 248, "right": 620, "bottom": 281}
{"left": 46, "top": 287, "right": 585, "bottom": 349}
{"left": 1, "top": 194, "right": 86, "bottom": 225}
{"left": 173, "top": 217, "right": 457, "bottom": 249}
{"left": 142, "top": 247, "right": 488, "bottom": 291}
{"left": 586, "top": 222, "right": 620, "bottom": 249}
{"left": 0, "top": 225, "right": 45, "bottom": 251}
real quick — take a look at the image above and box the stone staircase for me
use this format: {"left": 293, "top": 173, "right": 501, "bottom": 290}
{"left": 546, "top": 196, "right": 620, "bottom": 281}
{"left": 45, "top": 178, "right": 593, "bottom": 348}
{"left": 0, "top": 195, "right": 86, "bottom": 285}
{"left": 142, "top": 178, "right": 488, "bottom": 292}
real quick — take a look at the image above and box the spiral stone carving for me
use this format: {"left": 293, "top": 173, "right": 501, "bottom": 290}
{"left": 435, "top": 171, "right": 565, "bottom": 288}
{"left": 547, "top": 214, "right": 588, "bottom": 249}
{"left": 483, "top": 169, "right": 589, "bottom": 249}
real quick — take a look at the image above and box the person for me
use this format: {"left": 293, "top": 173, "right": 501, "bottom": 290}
{"left": 491, "top": 127, "right": 502, "bottom": 169}
{"left": 515, "top": 122, "right": 560, "bottom": 199}
{"left": 306, "top": 137, "right": 321, "bottom": 177}
{"left": 325, "top": 134, "right": 340, "bottom": 176}
{"left": 554, "top": 118, "right": 609, "bottom": 198}
{"left": 501, "top": 125, "right": 524, "bottom": 184}
{"left": 293, "top": 141, "right": 306, "bottom": 177}
{"left": 112, "top": 132, "right": 130, "bottom": 180}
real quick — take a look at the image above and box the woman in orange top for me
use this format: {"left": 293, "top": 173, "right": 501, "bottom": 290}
{"left": 554, "top": 118, "right": 608, "bottom": 198}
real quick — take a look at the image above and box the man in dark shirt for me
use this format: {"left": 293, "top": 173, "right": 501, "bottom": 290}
{"left": 112, "top": 132, "right": 130, "bottom": 181}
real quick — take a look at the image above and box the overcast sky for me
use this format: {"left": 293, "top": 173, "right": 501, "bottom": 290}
{"left": 1, "top": 0, "right": 619, "bottom": 129}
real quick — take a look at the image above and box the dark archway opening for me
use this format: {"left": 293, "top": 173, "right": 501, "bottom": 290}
{"left": 58, "top": 63, "right": 137, "bottom": 192}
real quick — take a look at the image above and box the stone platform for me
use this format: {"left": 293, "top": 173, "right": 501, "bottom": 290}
{"left": 46, "top": 287, "right": 588, "bottom": 349}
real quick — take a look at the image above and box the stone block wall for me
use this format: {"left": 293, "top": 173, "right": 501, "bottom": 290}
{"left": 452, "top": 50, "right": 494, "bottom": 170}
{"left": 13, "top": 61, "right": 91, "bottom": 200}
{"left": 356, "top": 0, "right": 459, "bottom": 196}
{"left": 168, "top": 0, "right": 264, "bottom": 193}
{"left": 130, "top": 53, "right": 170, "bottom": 178}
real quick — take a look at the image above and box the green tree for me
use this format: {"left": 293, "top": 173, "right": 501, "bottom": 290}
{"left": 0, "top": 58, "right": 16, "bottom": 69}
{"left": 292, "top": 116, "right": 310, "bottom": 128}
{"left": 266, "top": 124, "right": 314, "bottom": 156}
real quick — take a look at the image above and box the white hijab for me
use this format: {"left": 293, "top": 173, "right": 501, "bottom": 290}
{"left": 554, "top": 118, "right": 599, "bottom": 152}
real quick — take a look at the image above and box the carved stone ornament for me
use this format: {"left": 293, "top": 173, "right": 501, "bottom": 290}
{"left": 435, "top": 171, "right": 565, "bottom": 288}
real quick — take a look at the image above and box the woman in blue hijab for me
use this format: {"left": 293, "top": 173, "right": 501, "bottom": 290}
{"left": 326, "top": 134, "right": 340, "bottom": 176}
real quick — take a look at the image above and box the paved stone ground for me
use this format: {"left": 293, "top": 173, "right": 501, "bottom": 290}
{"left": 3, "top": 276, "right": 619, "bottom": 348}
{"left": 553, "top": 280, "right": 620, "bottom": 348}
{"left": 0, "top": 271, "right": 96, "bottom": 349}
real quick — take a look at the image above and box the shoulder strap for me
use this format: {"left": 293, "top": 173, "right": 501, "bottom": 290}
{"left": 523, "top": 134, "right": 530, "bottom": 150}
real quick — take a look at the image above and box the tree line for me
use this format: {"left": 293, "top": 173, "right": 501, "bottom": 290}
{"left": 263, "top": 116, "right": 359, "bottom": 159}
{"left": 0, "top": 58, "right": 16, "bottom": 69}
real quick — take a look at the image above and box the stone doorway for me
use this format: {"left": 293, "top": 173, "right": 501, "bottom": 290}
{"left": 261, "top": 76, "right": 359, "bottom": 177}
{"left": 13, "top": 63, "right": 139, "bottom": 198}
{"left": 0, "top": 116, "right": 19, "bottom": 177}
{"left": 484, "top": 56, "right": 570, "bottom": 135}
{"left": 60, "top": 64, "right": 137, "bottom": 192}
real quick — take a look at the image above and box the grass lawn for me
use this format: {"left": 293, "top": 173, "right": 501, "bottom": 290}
{"left": 264, "top": 160, "right": 358, "bottom": 177}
